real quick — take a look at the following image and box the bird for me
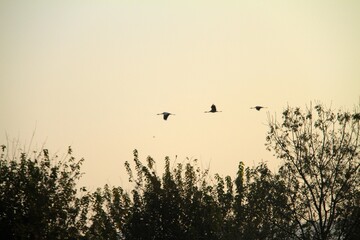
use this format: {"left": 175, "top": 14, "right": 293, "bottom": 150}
{"left": 251, "top": 106, "right": 267, "bottom": 111}
{"left": 157, "top": 112, "right": 175, "bottom": 120}
{"left": 205, "top": 104, "right": 222, "bottom": 113}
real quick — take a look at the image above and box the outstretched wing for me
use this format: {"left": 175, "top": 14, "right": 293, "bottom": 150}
{"left": 251, "top": 106, "right": 266, "bottom": 111}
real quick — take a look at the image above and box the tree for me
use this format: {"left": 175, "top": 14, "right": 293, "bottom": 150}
{"left": 85, "top": 184, "right": 130, "bottom": 240}
{"left": 266, "top": 104, "right": 360, "bottom": 239}
{"left": 0, "top": 145, "right": 89, "bottom": 239}
{"left": 122, "top": 150, "right": 226, "bottom": 239}
{"left": 5, "top": 102, "right": 358, "bottom": 240}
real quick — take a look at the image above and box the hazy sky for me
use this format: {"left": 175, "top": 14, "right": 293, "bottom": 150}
{"left": 1, "top": 0, "right": 360, "bottom": 190}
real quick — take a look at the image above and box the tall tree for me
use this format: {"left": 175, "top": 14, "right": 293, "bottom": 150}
{"left": 123, "top": 151, "right": 225, "bottom": 239}
{"left": 0, "top": 145, "right": 89, "bottom": 240}
{"left": 85, "top": 184, "right": 130, "bottom": 240}
{"left": 241, "top": 163, "right": 293, "bottom": 240}
{"left": 266, "top": 104, "right": 360, "bottom": 239}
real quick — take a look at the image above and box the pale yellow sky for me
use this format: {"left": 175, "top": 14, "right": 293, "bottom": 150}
{"left": 1, "top": 1, "right": 360, "bottom": 190}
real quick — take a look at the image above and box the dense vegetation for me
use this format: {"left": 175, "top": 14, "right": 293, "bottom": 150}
{"left": 1, "top": 104, "right": 359, "bottom": 240}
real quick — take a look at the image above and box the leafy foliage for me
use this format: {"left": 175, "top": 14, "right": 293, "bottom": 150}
{"left": 0, "top": 146, "right": 89, "bottom": 239}
{"left": 123, "top": 152, "right": 225, "bottom": 239}
{"left": 1, "top": 103, "right": 359, "bottom": 240}
{"left": 85, "top": 185, "right": 130, "bottom": 239}
{"left": 266, "top": 104, "right": 360, "bottom": 239}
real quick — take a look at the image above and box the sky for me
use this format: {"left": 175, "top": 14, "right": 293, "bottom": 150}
{"left": 1, "top": 0, "right": 360, "bottom": 190}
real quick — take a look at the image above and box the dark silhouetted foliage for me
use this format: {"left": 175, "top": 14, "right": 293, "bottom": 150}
{"left": 266, "top": 104, "right": 360, "bottom": 239}
{"left": 1, "top": 103, "right": 359, "bottom": 240}
{"left": 0, "top": 146, "right": 89, "bottom": 240}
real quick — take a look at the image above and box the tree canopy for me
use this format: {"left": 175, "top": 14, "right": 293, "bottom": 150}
{"left": 266, "top": 104, "right": 360, "bottom": 239}
{"left": 1, "top": 103, "right": 359, "bottom": 239}
{"left": 0, "top": 146, "right": 89, "bottom": 239}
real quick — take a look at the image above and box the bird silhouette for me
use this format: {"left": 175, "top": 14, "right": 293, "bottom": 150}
{"left": 205, "top": 104, "right": 222, "bottom": 113}
{"left": 157, "top": 112, "right": 175, "bottom": 120}
{"left": 251, "top": 106, "right": 267, "bottom": 111}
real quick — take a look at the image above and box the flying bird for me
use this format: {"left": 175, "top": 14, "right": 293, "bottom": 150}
{"left": 251, "top": 106, "right": 267, "bottom": 111}
{"left": 157, "top": 112, "right": 175, "bottom": 120}
{"left": 205, "top": 104, "right": 222, "bottom": 113}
